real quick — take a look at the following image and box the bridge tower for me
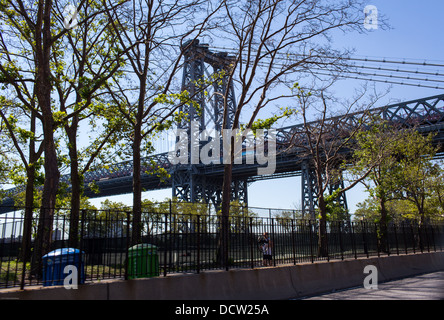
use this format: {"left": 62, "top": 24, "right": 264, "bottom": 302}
{"left": 301, "top": 160, "right": 317, "bottom": 219}
{"left": 301, "top": 160, "right": 348, "bottom": 220}
{"left": 171, "top": 40, "right": 247, "bottom": 208}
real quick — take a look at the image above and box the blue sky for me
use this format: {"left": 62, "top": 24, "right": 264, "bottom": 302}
{"left": 90, "top": 1, "right": 444, "bottom": 215}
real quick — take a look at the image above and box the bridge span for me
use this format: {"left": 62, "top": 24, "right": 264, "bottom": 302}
{"left": 1, "top": 93, "right": 444, "bottom": 215}
{"left": 1, "top": 39, "right": 444, "bottom": 215}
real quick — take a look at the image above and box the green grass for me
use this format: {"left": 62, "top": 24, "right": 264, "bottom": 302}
{"left": 0, "top": 260, "right": 29, "bottom": 285}
{"left": 1, "top": 260, "right": 125, "bottom": 286}
{"left": 84, "top": 264, "right": 124, "bottom": 279}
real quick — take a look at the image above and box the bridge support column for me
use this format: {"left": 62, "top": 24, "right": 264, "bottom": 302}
{"left": 172, "top": 168, "right": 248, "bottom": 210}
{"left": 301, "top": 161, "right": 348, "bottom": 220}
{"left": 329, "top": 177, "right": 349, "bottom": 216}
{"left": 171, "top": 40, "right": 246, "bottom": 212}
{"left": 171, "top": 168, "right": 204, "bottom": 203}
{"left": 301, "top": 161, "right": 318, "bottom": 220}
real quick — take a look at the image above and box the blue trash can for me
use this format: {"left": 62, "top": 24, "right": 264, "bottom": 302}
{"left": 42, "top": 248, "right": 85, "bottom": 287}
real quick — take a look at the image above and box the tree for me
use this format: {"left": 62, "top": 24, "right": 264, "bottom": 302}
{"left": 285, "top": 87, "right": 382, "bottom": 256}
{"left": 0, "top": 97, "right": 44, "bottom": 264}
{"left": 428, "top": 167, "right": 444, "bottom": 221}
{"left": 102, "top": 0, "right": 221, "bottom": 245}
{"left": 351, "top": 121, "right": 437, "bottom": 251}
{"left": 355, "top": 196, "right": 439, "bottom": 224}
{"left": 395, "top": 133, "right": 438, "bottom": 225}
{"left": 354, "top": 197, "right": 381, "bottom": 222}
{"left": 0, "top": 137, "right": 12, "bottom": 191}
{"left": 210, "top": 0, "right": 377, "bottom": 264}
{"left": 324, "top": 190, "right": 349, "bottom": 222}
{"left": 79, "top": 199, "right": 129, "bottom": 238}
{"left": 0, "top": 0, "right": 51, "bottom": 267}
{"left": 351, "top": 119, "right": 404, "bottom": 251}
{"left": 52, "top": 1, "right": 129, "bottom": 248}
{"left": 0, "top": 0, "right": 128, "bottom": 275}
{"left": 0, "top": 116, "right": 14, "bottom": 193}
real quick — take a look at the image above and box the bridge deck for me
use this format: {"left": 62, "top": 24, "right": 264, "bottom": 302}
{"left": 1, "top": 94, "right": 444, "bottom": 212}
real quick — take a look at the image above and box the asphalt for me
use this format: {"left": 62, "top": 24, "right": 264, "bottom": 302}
{"left": 303, "top": 271, "right": 444, "bottom": 300}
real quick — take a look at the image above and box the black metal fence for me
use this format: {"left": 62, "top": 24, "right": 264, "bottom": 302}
{"left": 1, "top": 206, "right": 443, "bottom": 289}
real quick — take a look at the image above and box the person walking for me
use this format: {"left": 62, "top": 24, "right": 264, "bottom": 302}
{"left": 261, "top": 232, "right": 273, "bottom": 266}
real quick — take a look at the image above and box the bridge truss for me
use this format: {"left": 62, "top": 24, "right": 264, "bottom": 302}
{"left": 2, "top": 41, "right": 444, "bottom": 216}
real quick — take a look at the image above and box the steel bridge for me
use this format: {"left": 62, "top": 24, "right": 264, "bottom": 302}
{"left": 2, "top": 40, "right": 444, "bottom": 215}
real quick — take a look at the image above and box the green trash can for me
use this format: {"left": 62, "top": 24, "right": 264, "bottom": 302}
{"left": 127, "top": 244, "right": 159, "bottom": 279}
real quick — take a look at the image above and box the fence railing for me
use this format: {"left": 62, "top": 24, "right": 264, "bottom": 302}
{"left": 0, "top": 207, "right": 443, "bottom": 289}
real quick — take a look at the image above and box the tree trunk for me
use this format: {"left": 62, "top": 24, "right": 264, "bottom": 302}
{"left": 131, "top": 74, "right": 147, "bottom": 246}
{"left": 317, "top": 195, "right": 329, "bottom": 258}
{"left": 417, "top": 204, "right": 425, "bottom": 251}
{"left": 31, "top": 126, "right": 59, "bottom": 276}
{"left": 20, "top": 111, "right": 39, "bottom": 264}
{"left": 20, "top": 167, "right": 35, "bottom": 264}
{"left": 378, "top": 195, "right": 389, "bottom": 253}
{"left": 68, "top": 122, "right": 81, "bottom": 248}
{"left": 132, "top": 129, "right": 142, "bottom": 246}
{"left": 31, "top": 1, "right": 61, "bottom": 276}
{"left": 219, "top": 162, "right": 233, "bottom": 269}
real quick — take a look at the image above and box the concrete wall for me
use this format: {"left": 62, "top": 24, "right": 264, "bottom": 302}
{"left": 1, "top": 252, "right": 443, "bottom": 300}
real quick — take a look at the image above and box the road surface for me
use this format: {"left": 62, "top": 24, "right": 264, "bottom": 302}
{"left": 303, "top": 271, "right": 444, "bottom": 300}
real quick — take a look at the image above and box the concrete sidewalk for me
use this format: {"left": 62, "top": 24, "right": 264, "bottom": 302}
{"left": 304, "top": 271, "right": 444, "bottom": 300}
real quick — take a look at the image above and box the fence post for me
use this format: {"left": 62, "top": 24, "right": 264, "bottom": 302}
{"left": 430, "top": 225, "right": 436, "bottom": 252}
{"left": 361, "top": 221, "right": 369, "bottom": 258}
{"left": 375, "top": 223, "right": 380, "bottom": 258}
{"left": 78, "top": 209, "right": 86, "bottom": 286}
{"left": 418, "top": 223, "right": 424, "bottom": 253}
{"left": 339, "top": 221, "right": 344, "bottom": 260}
{"left": 424, "top": 224, "right": 430, "bottom": 253}
{"left": 326, "top": 221, "right": 330, "bottom": 262}
{"left": 309, "top": 220, "right": 314, "bottom": 263}
{"left": 386, "top": 223, "right": 391, "bottom": 256}
{"left": 249, "top": 217, "right": 254, "bottom": 269}
{"left": 223, "top": 213, "right": 229, "bottom": 272}
{"left": 411, "top": 223, "right": 416, "bottom": 254}
{"left": 437, "top": 224, "right": 443, "bottom": 252}
{"left": 351, "top": 222, "right": 357, "bottom": 260}
{"left": 402, "top": 222, "right": 408, "bottom": 254}
{"left": 271, "top": 217, "right": 276, "bottom": 267}
{"left": 20, "top": 207, "right": 30, "bottom": 290}
{"left": 124, "top": 211, "right": 131, "bottom": 281}
{"left": 393, "top": 223, "right": 399, "bottom": 256}
{"left": 164, "top": 213, "right": 168, "bottom": 277}
{"left": 291, "top": 219, "right": 296, "bottom": 265}
{"left": 196, "top": 215, "right": 200, "bottom": 274}
{"left": 438, "top": 225, "right": 443, "bottom": 252}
